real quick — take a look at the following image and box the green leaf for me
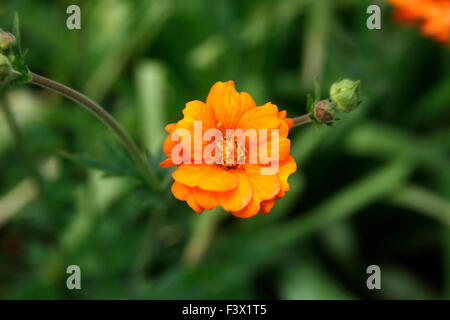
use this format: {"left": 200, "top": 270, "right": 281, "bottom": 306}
{"left": 252, "top": 157, "right": 415, "bottom": 250}
{"left": 314, "top": 79, "right": 321, "bottom": 101}
{"left": 60, "top": 140, "right": 143, "bottom": 180}
{"left": 306, "top": 93, "right": 314, "bottom": 113}
{"left": 388, "top": 184, "right": 450, "bottom": 227}
{"left": 63, "top": 153, "right": 134, "bottom": 178}
{"left": 280, "top": 260, "right": 355, "bottom": 299}
{"left": 6, "top": 13, "right": 31, "bottom": 86}
{"left": 381, "top": 266, "right": 438, "bottom": 299}
{"left": 10, "top": 54, "right": 31, "bottom": 83}
{"left": 12, "top": 12, "right": 22, "bottom": 55}
{"left": 135, "top": 60, "right": 167, "bottom": 155}
{"left": 309, "top": 113, "right": 321, "bottom": 128}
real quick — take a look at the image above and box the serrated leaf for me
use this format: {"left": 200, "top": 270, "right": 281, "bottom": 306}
{"left": 102, "top": 139, "right": 142, "bottom": 178}
{"left": 67, "top": 153, "right": 134, "bottom": 177}
{"left": 60, "top": 140, "right": 143, "bottom": 181}
{"left": 145, "top": 149, "right": 163, "bottom": 175}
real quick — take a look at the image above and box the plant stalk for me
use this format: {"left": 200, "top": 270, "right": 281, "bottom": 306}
{"left": 30, "top": 72, "right": 160, "bottom": 191}
{"left": 292, "top": 114, "right": 312, "bottom": 127}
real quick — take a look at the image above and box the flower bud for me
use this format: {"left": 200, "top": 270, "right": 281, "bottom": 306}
{"left": 0, "top": 30, "right": 16, "bottom": 51}
{"left": 313, "top": 99, "right": 336, "bottom": 123}
{"left": 0, "top": 54, "right": 12, "bottom": 83}
{"left": 329, "top": 79, "right": 361, "bottom": 113}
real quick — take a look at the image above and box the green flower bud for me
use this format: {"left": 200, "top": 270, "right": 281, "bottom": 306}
{"left": 0, "top": 29, "right": 16, "bottom": 51}
{"left": 313, "top": 99, "right": 336, "bottom": 123}
{"left": 0, "top": 54, "right": 13, "bottom": 83}
{"left": 329, "top": 79, "right": 361, "bottom": 113}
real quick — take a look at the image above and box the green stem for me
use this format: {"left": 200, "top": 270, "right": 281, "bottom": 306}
{"left": 182, "top": 207, "right": 225, "bottom": 267}
{"left": 292, "top": 114, "right": 312, "bottom": 127}
{"left": 29, "top": 72, "right": 160, "bottom": 191}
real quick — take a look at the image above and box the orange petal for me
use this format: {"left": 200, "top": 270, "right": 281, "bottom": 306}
{"left": 163, "top": 133, "right": 178, "bottom": 156}
{"left": 171, "top": 181, "right": 191, "bottom": 201}
{"left": 161, "top": 129, "right": 180, "bottom": 165}
{"left": 245, "top": 165, "right": 281, "bottom": 201}
{"left": 167, "top": 109, "right": 212, "bottom": 163}
{"left": 187, "top": 198, "right": 204, "bottom": 213}
{"left": 260, "top": 199, "right": 275, "bottom": 215}
{"left": 278, "top": 120, "right": 290, "bottom": 138}
{"left": 232, "top": 198, "right": 260, "bottom": 218}
{"left": 165, "top": 123, "right": 177, "bottom": 133}
{"left": 193, "top": 189, "right": 223, "bottom": 210}
{"left": 221, "top": 171, "right": 253, "bottom": 212}
{"left": 278, "top": 155, "right": 297, "bottom": 192}
{"left": 278, "top": 110, "right": 293, "bottom": 128}
{"left": 276, "top": 190, "right": 286, "bottom": 199}
{"left": 182, "top": 100, "right": 217, "bottom": 130}
{"left": 188, "top": 171, "right": 252, "bottom": 211}
{"left": 160, "top": 158, "right": 175, "bottom": 168}
{"left": 256, "top": 136, "right": 291, "bottom": 163}
{"left": 206, "top": 81, "right": 256, "bottom": 128}
{"left": 284, "top": 118, "right": 294, "bottom": 129}
{"left": 173, "top": 164, "right": 238, "bottom": 192}
{"left": 237, "top": 103, "right": 281, "bottom": 131}
{"left": 278, "top": 137, "right": 291, "bottom": 162}
{"left": 232, "top": 162, "right": 287, "bottom": 218}
{"left": 172, "top": 182, "right": 205, "bottom": 213}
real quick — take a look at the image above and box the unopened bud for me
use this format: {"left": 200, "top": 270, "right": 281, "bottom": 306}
{"left": 0, "top": 54, "right": 12, "bottom": 83}
{"left": 313, "top": 99, "right": 336, "bottom": 123}
{"left": 330, "top": 79, "right": 361, "bottom": 113}
{"left": 0, "top": 30, "right": 16, "bottom": 51}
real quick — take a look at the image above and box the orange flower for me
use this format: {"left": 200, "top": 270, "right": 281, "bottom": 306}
{"left": 160, "top": 81, "right": 297, "bottom": 218}
{"left": 388, "top": 0, "right": 450, "bottom": 45}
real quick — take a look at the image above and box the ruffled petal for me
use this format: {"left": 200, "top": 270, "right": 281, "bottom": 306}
{"left": 165, "top": 123, "right": 177, "bottom": 133}
{"left": 237, "top": 103, "right": 281, "bottom": 131}
{"left": 160, "top": 158, "right": 175, "bottom": 168}
{"left": 245, "top": 165, "right": 281, "bottom": 201}
{"left": 255, "top": 136, "right": 291, "bottom": 164}
{"left": 182, "top": 100, "right": 217, "bottom": 130}
{"left": 231, "top": 198, "right": 260, "bottom": 218}
{"left": 187, "top": 198, "right": 204, "bottom": 213}
{"left": 277, "top": 155, "right": 297, "bottom": 192}
{"left": 221, "top": 171, "right": 253, "bottom": 212}
{"left": 172, "top": 182, "right": 204, "bottom": 213}
{"left": 171, "top": 181, "right": 190, "bottom": 200}
{"left": 206, "top": 81, "right": 256, "bottom": 129}
{"left": 260, "top": 199, "right": 275, "bottom": 215}
{"left": 173, "top": 164, "right": 238, "bottom": 192}
{"left": 193, "top": 189, "right": 223, "bottom": 210}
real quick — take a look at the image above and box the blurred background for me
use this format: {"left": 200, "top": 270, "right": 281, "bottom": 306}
{"left": 0, "top": 0, "right": 449, "bottom": 299}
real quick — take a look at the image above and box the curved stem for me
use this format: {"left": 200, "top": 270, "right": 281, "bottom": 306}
{"left": 292, "top": 114, "right": 312, "bottom": 127}
{"left": 30, "top": 72, "right": 160, "bottom": 191}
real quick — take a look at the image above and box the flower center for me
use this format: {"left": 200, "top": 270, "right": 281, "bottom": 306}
{"left": 214, "top": 136, "right": 246, "bottom": 169}
{"left": 214, "top": 123, "right": 247, "bottom": 169}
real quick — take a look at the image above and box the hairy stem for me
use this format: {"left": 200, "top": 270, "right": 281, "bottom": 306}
{"left": 30, "top": 72, "right": 160, "bottom": 191}
{"left": 292, "top": 114, "right": 312, "bottom": 127}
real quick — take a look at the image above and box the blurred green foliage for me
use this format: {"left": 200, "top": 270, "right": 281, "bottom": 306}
{"left": 0, "top": 0, "right": 449, "bottom": 300}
